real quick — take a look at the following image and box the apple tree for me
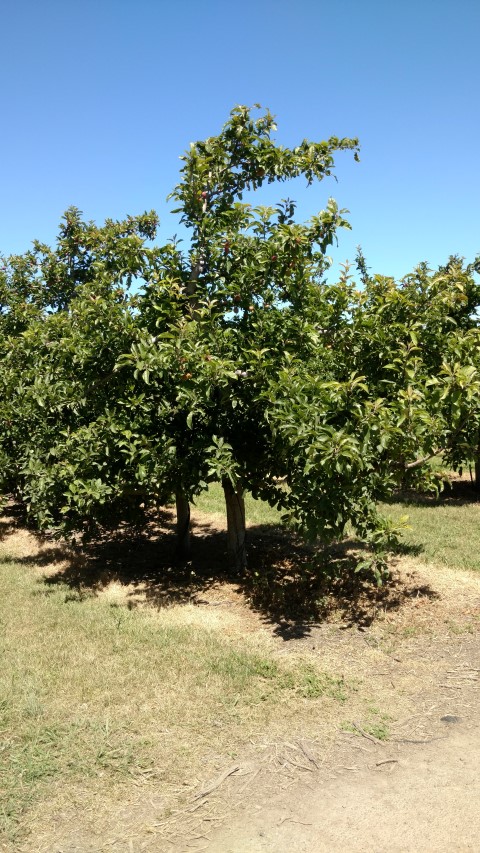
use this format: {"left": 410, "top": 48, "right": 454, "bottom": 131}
{"left": 346, "top": 252, "right": 480, "bottom": 490}
{"left": 0, "top": 106, "right": 431, "bottom": 573}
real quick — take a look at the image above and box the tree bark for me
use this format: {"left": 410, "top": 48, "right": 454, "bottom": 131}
{"left": 474, "top": 434, "right": 480, "bottom": 490}
{"left": 175, "top": 491, "right": 191, "bottom": 560}
{"left": 223, "top": 479, "right": 247, "bottom": 572}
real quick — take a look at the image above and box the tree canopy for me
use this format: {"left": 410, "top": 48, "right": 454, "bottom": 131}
{"left": 1, "top": 106, "right": 479, "bottom": 575}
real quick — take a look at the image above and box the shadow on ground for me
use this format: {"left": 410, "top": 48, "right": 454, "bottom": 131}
{"left": 0, "top": 501, "right": 439, "bottom": 639}
{"left": 385, "top": 477, "right": 480, "bottom": 508}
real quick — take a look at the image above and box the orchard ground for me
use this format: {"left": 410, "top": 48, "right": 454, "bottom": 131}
{"left": 1, "top": 478, "right": 479, "bottom": 852}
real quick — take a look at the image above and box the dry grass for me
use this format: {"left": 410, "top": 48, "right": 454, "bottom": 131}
{"left": 0, "top": 523, "right": 354, "bottom": 847}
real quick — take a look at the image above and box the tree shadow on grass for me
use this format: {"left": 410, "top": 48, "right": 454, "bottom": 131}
{"left": 384, "top": 477, "right": 480, "bottom": 509}
{"left": 243, "top": 533, "right": 435, "bottom": 638}
{"left": 0, "top": 499, "right": 34, "bottom": 539}
{"left": 1, "top": 502, "right": 438, "bottom": 639}
{"left": 27, "top": 512, "right": 229, "bottom": 607}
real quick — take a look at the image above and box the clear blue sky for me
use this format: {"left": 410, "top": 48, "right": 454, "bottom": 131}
{"left": 1, "top": 0, "right": 479, "bottom": 279}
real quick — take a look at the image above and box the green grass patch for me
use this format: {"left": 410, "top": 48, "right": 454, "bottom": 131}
{"left": 195, "top": 481, "right": 480, "bottom": 574}
{"left": 342, "top": 707, "right": 392, "bottom": 742}
{"left": 194, "top": 482, "right": 283, "bottom": 526}
{"left": 297, "top": 666, "right": 348, "bottom": 701}
{"left": 385, "top": 499, "right": 480, "bottom": 572}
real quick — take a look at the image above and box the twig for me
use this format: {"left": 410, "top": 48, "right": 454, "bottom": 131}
{"left": 376, "top": 759, "right": 398, "bottom": 766}
{"left": 202, "top": 813, "right": 230, "bottom": 822}
{"left": 352, "top": 722, "right": 385, "bottom": 746}
{"left": 238, "top": 767, "right": 261, "bottom": 793}
{"left": 278, "top": 817, "right": 313, "bottom": 826}
{"left": 298, "top": 740, "right": 320, "bottom": 768}
{"left": 194, "top": 763, "right": 240, "bottom": 799}
{"left": 393, "top": 736, "right": 447, "bottom": 744}
{"left": 284, "top": 756, "right": 314, "bottom": 772}
{"left": 152, "top": 801, "right": 206, "bottom": 828}
{"left": 188, "top": 802, "right": 207, "bottom": 814}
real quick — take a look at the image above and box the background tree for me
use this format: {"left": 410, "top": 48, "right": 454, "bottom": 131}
{"left": 347, "top": 252, "right": 480, "bottom": 490}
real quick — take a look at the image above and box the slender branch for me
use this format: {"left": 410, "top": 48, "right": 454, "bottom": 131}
{"left": 405, "top": 448, "right": 445, "bottom": 470}
{"left": 404, "top": 414, "right": 471, "bottom": 471}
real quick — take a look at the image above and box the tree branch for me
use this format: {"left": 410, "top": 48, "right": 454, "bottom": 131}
{"left": 404, "top": 414, "right": 471, "bottom": 471}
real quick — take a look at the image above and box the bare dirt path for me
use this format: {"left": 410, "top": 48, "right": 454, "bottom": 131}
{"left": 206, "top": 714, "right": 480, "bottom": 853}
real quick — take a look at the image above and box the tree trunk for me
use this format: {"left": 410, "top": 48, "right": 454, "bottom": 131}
{"left": 223, "top": 479, "right": 247, "bottom": 572}
{"left": 475, "top": 436, "right": 480, "bottom": 490}
{"left": 175, "top": 491, "right": 191, "bottom": 560}
{"left": 475, "top": 457, "right": 480, "bottom": 490}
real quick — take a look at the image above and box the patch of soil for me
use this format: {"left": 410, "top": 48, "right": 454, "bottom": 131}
{"left": 206, "top": 718, "right": 480, "bottom": 852}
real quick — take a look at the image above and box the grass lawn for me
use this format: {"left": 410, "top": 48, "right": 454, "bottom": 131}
{"left": 0, "top": 544, "right": 345, "bottom": 843}
{"left": 195, "top": 481, "right": 480, "bottom": 572}
{"left": 193, "top": 483, "right": 282, "bottom": 526}
{"left": 383, "top": 482, "right": 480, "bottom": 572}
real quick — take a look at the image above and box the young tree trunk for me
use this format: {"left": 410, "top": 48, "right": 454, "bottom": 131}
{"left": 474, "top": 435, "right": 480, "bottom": 490}
{"left": 223, "top": 479, "right": 247, "bottom": 572}
{"left": 175, "top": 491, "right": 191, "bottom": 560}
